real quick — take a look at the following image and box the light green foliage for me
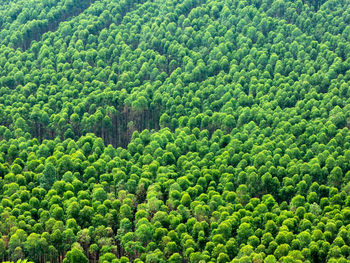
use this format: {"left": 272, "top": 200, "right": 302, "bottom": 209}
{"left": 0, "top": 0, "right": 348, "bottom": 262}
{"left": 63, "top": 248, "right": 88, "bottom": 263}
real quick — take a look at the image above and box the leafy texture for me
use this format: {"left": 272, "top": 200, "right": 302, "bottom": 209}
{"left": 0, "top": 0, "right": 349, "bottom": 262}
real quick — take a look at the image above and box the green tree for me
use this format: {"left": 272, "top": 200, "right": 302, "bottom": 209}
{"left": 63, "top": 247, "right": 88, "bottom": 263}
{"left": 40, "top": 162, "right": 57, "bottom": 190}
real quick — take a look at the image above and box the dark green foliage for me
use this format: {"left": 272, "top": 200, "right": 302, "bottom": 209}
{"left": 40, "top": 162, "right": 57, "bottom": 190}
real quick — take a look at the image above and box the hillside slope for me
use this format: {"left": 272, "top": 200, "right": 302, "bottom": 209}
{"left": 0, "top": 0, "right": 349, "bottom": 262}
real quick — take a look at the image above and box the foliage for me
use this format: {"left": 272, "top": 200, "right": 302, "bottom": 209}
{"left": 0, "top": 0, "right": 349, "bottom": 262}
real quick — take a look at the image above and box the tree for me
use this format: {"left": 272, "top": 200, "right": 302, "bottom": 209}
{"left": 237, "top": 223, "right": 254, "bottom": 245}
{"left": 40, "top": 162, "right": 57, "bottom": 190}
{"left": 0, "top": 239, "right": 6, "bottom": 262}
{"left": 328, "top": 166, "right": 343, "bottom": 187}
{"left": 168, "top": 253, "right": 182, "bottom": 263}
{"left": 217, "top": 252, "right": 230, "bottom": 263}
{"left": 136, "top": 220, "right": 153, "bottom": 245}
{"left": 236, "top": 184, "right": 250, "bottom": 205}
{"left": 274, "top": 244, "right": 290, "bottom": 259}
{"left": 159, "top": 113, "right": 170, "bottom": 129}
{"left": 63, "top": 247, "right": 88, "bottom": 263}
{"left": 24, "top": 233, "right": 42, "bottom": 262}
{"left": 180, "top": 193, "right": 192, "bottom": 207}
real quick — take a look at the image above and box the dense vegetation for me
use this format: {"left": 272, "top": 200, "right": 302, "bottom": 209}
{"left": 0, "top": 0, "right": 349, "bottom": 262}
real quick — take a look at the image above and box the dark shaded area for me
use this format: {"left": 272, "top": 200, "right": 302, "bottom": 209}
{"left": 15, "top": 0, "right": 95, "bottom": 50}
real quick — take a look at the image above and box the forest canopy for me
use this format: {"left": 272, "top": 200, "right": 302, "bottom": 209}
{"left": 0, "top": 0, "right": 349, "bottom": 262}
